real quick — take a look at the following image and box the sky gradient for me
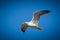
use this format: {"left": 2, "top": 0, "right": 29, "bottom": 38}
{"left": 0, "top": 0, "right": 60, "bottom": 40}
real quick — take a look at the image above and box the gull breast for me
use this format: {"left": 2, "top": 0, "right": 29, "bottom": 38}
{"left": 28, "top": 22, "right": 37, "bottom": 26}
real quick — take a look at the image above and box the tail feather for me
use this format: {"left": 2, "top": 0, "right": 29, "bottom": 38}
{"left": 36, "top": 27, "right": 42, "bottom": 30}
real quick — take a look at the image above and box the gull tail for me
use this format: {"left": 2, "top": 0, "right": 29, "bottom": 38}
{"left": 36, "top": 27, "right": 42, "bottom": 30}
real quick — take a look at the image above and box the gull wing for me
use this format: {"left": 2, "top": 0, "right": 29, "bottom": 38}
{"left": 21, "top": 23, "right": 28, "bottom": 32}
{"left": 31, "top": 10, "right": 50, "bottom": 24}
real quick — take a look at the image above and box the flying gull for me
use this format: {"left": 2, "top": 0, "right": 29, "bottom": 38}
{"left": 21, "top": 10, "right": 50, "bottom": 32}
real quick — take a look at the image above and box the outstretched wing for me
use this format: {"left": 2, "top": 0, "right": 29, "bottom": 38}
{"left": 31, "top": 10, "right": 50, "bottom": 24}
{"left": 21, "top": 23, "right": 28, "bottom": 32}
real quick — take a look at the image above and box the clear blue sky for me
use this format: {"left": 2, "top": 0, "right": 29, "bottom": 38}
{"left": 0, "top": 0, "right": 60, "bottom": 40}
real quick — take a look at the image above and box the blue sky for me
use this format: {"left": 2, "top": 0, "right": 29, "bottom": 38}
{"left": 0, "top": 0, "right": 60, "bottom": 40}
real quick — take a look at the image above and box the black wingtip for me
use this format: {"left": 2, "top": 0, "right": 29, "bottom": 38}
{"left": 21, "top": 28, "right": 25, "bottom": 32}
{"left": 21, "top": 26, "right": 25, "bottom": 32}
{"left": 22, "top": 30, "right": 25, "bottom": 32}
{"left": 44, "top": 10, "right": 50, "bottom": 13}
{"left": 21, "top": 23, "right": 28, "bottom": 32}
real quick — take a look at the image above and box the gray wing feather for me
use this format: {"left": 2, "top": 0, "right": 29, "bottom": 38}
{"left": 32, "top": 10, "right": 50, "bottom": 24}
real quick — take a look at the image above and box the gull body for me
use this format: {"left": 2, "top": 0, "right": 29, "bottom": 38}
{"left": 21, "top": 10, "right": 50, "bottom": 32}
{"left": 25, "top": 21, "right": 37, "bottom": 27}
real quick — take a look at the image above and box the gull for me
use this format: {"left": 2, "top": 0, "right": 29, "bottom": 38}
{"left": 21, "top": 10, "right": 50, "bottom": 32}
